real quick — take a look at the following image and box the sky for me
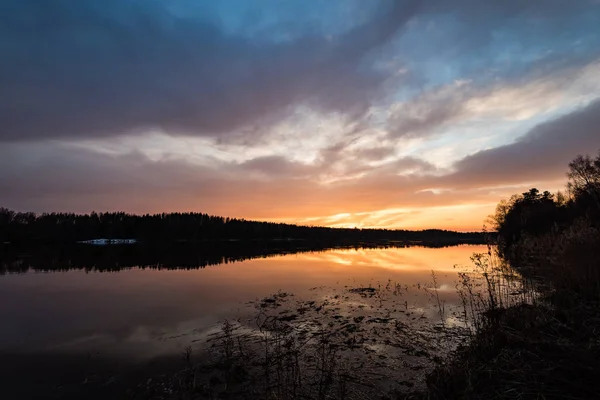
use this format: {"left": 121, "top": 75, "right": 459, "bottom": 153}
{"left": 1, "top": 0, "right": 600, "bottom": 231}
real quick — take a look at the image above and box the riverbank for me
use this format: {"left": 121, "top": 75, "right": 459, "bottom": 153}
{"left": 422, "top": 224, "right": 600, "bottom": 399}
{"left": 424, "top": 301, "right": 600, "bottom": 399}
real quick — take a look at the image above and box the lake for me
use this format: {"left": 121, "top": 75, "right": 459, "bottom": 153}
{"left": 0, "top": 243, "right": 488, "bottom": 399}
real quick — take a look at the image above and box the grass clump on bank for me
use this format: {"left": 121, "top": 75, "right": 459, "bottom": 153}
{"left": 427, "top": 303, "right": 600, "bottom": 399}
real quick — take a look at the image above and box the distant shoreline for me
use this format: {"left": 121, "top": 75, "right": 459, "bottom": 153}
{"left": 0, "top": 207, "right": 487, "bottom": 247}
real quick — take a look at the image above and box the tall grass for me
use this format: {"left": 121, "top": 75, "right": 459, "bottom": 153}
{"left": 453, "top": 247, "right": 538, "bottom": 334}
{"left": 426, "top": 222, "right": 600, "bottom": 399}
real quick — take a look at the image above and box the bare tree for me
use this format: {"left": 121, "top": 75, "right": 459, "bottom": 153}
{"left": 567, "top": 151, "right": 600, "bottom": 205}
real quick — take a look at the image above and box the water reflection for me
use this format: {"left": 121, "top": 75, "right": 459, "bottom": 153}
{"left": 0, "top": 240, "right": 482, "bottom": 274}
{"left": 0, "top": 244, "right": 487, "bottom": 398}
{"left": 1, "top": 245, "right": 485, "bottom": 355}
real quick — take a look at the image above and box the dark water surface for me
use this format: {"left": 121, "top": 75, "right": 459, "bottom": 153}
{"left": 0, "top": 244, "right": 486, "bottom": 399}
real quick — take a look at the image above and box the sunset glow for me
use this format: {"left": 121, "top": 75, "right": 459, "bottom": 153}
{"left": 2, "top": 1, "right": 600, "bottom": 230}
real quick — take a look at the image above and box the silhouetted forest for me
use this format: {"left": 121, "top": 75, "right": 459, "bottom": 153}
{"left": 0, "top": 208, "right": 484, "bottom": 246}
{"left": 492, "top": 151, "right": 600, "bottom": 264}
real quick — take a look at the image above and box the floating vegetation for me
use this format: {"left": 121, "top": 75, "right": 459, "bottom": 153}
{"left": 133, "top": 278, "right": 479, "bottom": 399}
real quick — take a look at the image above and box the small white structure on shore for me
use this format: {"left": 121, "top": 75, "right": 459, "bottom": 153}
{"left": 78, "top": 238, "right": 137, "bottom": 245}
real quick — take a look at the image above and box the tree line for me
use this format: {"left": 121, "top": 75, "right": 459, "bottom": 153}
{"left": 0, "top": 208, "right": 484, "bottom": 245}
{"left": 492, "top": 151, "right": 600, "bottom": 258}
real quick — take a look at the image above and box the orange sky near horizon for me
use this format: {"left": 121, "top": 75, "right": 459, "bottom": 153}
{"left": 266, "top": 203, "right": 498, "bottom": 232}
{"left": 1, "top": 2, "right": 598, "bottom": 231}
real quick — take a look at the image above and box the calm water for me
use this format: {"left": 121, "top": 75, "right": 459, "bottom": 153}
{"left": 0, "top": 244, "right": 486, "bottom": 398}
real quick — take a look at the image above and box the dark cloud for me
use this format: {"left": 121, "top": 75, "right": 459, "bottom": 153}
{"left": 0, "top": 0, "right": 418, "bottom": 142}
{"left": 445, "top": 98, "right": 600, "bottom": 188}
{"left": 2, "top": 0, "right": 597, "bottom": 142}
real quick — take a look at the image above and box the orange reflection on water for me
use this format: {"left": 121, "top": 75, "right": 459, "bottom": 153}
{"left": 200, "top": 244, "right": 488, "bottom": 296}
{"left": 0, "top": 245, "right": 487, "bottom": 358}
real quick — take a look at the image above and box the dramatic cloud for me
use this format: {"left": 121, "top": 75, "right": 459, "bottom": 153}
{"left": 445, "top": 98, "right": 600, "bottom": 189}
{"left": 388, "top": 60, "right": 600, "bottom": 139}
{"left": 0, "top": 0, "right": 418, "bottom": 141}
{"left": 1, "top": 0, "right": 600, "bottom": 230}
{"left": 2, "top": 0, "right": 598, "bottom": 142}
